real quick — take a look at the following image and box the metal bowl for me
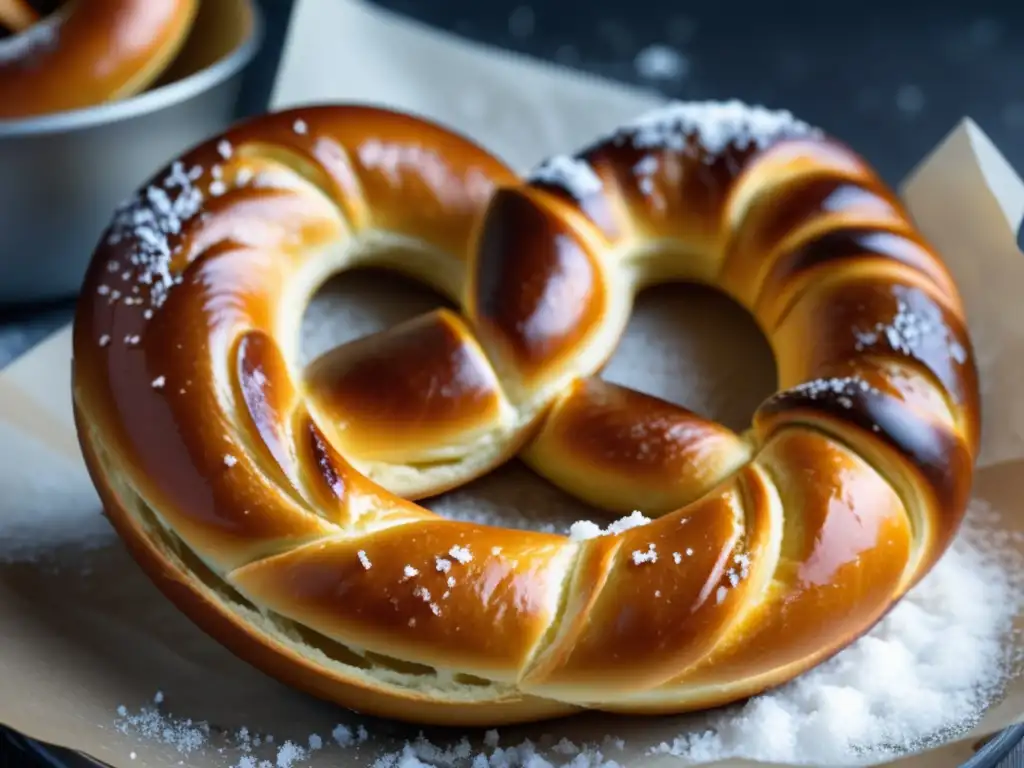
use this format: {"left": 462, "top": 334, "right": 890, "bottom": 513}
{"left": 0, "top": 0, "right": 263, "bottom": 306}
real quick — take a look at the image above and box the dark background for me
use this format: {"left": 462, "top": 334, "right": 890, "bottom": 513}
{"left": 369, "top": 0, "right": 1024, "bottom": 191}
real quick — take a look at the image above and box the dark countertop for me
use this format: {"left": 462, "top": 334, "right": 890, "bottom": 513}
{"left": 372, "top": 0, "right": 1024, "bottom": 189}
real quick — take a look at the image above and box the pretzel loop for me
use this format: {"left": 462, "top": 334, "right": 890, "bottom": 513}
{"left": 72, "top": 102, "right": 980, "bottom": 726}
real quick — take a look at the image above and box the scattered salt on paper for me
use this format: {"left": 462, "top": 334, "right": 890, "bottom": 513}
{"left": 114, "top": 696, "right": 623, "bottom": 768}
{"left": 651, "top": 499, "right": 1024, "bottom": 765}
{"left": 0, "top": 426, "right": 113, "bottom": 564}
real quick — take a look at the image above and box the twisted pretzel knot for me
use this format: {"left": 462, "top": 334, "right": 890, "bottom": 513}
{"left": 71, "top": 103, "right": 980, "bottom": 727}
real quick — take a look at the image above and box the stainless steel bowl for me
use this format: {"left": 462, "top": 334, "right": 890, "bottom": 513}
{"left": 0, "top": 0, "right": 263, "bottom": 305}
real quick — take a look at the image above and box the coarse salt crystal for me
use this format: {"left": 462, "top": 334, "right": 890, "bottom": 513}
{"left": 331, "top": 724, "right": 354, "bottom": 747}
{"left": 434, "top": 556, "right": 452, "bottom": 573}
{"left": 527, "top": 154, "right": 604, "bottom": 199}
{"left": 217, "top": 139, "right": 233, "bottom": 159}
{"left": 224, "top": 454, "right": 238, "bottom": 467}
{"left": 99, "top": 334, "right": 111, "bottom": 347}
{"left": 413, "top": 586, "right": 432, "bottom": 602}
{"left": 632, "top": 543, "right": 658, "bottom": 565}
{"left": 569, "top": 510, "right": 652, "bottom": 541}
{"left": 448, "top": 544, "right": 473, "bottom": 564}
{"left": 151, "top": 376, "right": 166, "bottom": 389}
{"left": 293, "top": 119, "right": 308, "bottom": 135}
{"left": 610, "top": 99, "right": 821, "bottom": 159}
{"left": 105, "top": 160, "right": 204, "bottom": 311}
{"left": 275, "top": 740, "right": 307, "bottom": 768}
{"left": 403, "top": 565, "right": 419, "bottom": 578}
{"left": 357, "top": 550, "right": 372, "bottom": 570}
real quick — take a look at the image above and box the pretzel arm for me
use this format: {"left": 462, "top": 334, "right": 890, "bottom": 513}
{"left": 519, "top": 464, "right": 782, "bottom": 699}
{"left": 522, "top": 378, "right": 753, "bottom": 515}
{"left": 303, "top": 309, "right": 521, "bottom": 500}
{"left": 593, "top": 427, "right": 912, "bottom": 714}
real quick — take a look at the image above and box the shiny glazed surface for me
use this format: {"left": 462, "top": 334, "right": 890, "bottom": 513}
{"left": 0, "top": 0, "right": 199, "bottom": 118}
{"left": 71, "top": 102, "right": 980, "bottom": 726}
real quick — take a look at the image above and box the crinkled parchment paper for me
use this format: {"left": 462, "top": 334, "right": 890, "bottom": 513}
{"left": 0, "top": 1, "right": 1023, "bottom": 766}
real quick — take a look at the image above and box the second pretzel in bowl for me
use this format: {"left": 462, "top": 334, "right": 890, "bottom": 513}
{"left": 70, "top": 101, "right": 980, "bottom": 727}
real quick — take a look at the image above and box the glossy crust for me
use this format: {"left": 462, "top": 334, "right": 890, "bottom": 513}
{"left": 0, "top": 0, "right": 199, "bottom": 119}
{"left": 71, "top": 101, "right": 981, "bottom": 726}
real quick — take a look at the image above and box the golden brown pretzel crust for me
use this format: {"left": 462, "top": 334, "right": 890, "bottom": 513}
{"left": 0, "top": 0, "right": 198, "bottom": 119}
{"left": 71, "top": 101, "right": 980, "bottom": 726}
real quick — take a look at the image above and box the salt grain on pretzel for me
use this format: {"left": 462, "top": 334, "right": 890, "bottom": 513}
{"left": 71, "top": 102, "right": 980, "bottom": 727}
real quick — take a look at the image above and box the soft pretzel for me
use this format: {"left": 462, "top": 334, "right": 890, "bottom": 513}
{"left": 71, "top": 101, "right": 980, "bottom": 727}
{"left": 0, "top": 0, "right": 198, "bottom": 119}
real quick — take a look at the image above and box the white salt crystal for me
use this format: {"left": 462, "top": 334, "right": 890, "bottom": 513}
{"left": 610, "top": 99, "right": 821, "bottom": 158}
{"left": 569, "top": 511, "right": 652, "bottom": 541}
{"left": 331, "top": 724, "right": 354, "bottom": 747}
{"left": 105, "top": 160, "right": 205, "bottom": 311}
{"left": 357, "top": 550, "right": 372, "bottom": 570}
{"left": 275, "top": 740, "right": 306, "bottom": 768}
{"left": 631, "top": 544, "right": 657, "bottom": 565}
{"left": 527, "top": 155, "right": 604, "bottom": 199}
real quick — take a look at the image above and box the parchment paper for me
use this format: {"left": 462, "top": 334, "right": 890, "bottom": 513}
{"left": 1, "top": 1, "right": 1023, "bottom": 767}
